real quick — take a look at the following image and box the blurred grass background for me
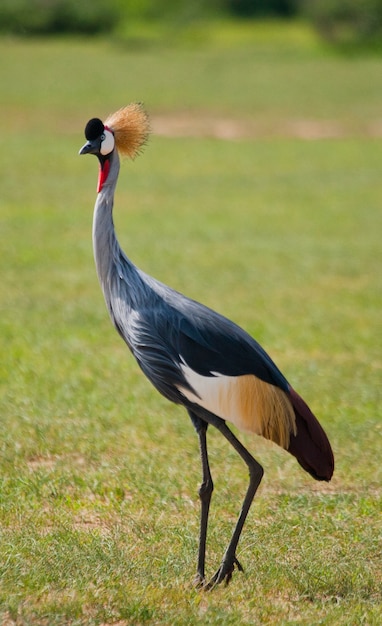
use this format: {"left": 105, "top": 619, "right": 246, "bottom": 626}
{"left": 0, "top": 7, "right": 381, "bottom": 626}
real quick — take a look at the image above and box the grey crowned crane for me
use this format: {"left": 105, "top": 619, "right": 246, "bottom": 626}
{"left": 79, "top": 104, "right": 334, "bottom": 589}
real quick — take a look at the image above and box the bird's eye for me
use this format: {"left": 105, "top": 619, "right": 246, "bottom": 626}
{"left": 101, "top": 133, "right": 105, "bottom": 141}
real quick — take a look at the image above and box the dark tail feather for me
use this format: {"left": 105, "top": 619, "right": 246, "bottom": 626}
{"left": 287, "top": 387, "right": 334, "bottom": 481}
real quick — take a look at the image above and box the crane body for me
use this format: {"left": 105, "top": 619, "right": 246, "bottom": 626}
{"left": 80, "top": 105, "right": 334, "bottom": 588}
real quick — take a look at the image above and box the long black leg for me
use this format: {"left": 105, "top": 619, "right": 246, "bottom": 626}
{"left": 206, "top": 420, "right": 264, "bottom": 588}
{"left": 188, "top": 411, "right": 214, "bottom": 586}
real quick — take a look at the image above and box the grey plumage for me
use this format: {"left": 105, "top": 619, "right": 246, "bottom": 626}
{"left": 92, "top": 148, "right": 287, "bottom": 406}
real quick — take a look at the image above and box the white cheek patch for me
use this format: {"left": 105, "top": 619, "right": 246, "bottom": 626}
{"left": 100, "top": 129, "right": 115, "bottom": 155}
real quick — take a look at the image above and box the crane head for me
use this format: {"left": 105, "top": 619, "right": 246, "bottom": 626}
{"left": 79, "top": 103, "right": 150, "bottom": 193}
{"left": 80, "top": 118, "right": 114, "bottom": 155}
{"left": 79, "top": 118, "right": 115, "bottom": 193}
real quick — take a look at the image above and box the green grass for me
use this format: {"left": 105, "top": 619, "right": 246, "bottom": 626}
{"left": 1, "top": 21, "right": 381, "bottom": 625}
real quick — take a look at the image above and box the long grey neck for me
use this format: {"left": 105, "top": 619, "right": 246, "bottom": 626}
{"left": 92, "top": 148, "right": 122, "bottom": 294}
{"left": 92, "top": 149, "right": 149, "bottom": 319}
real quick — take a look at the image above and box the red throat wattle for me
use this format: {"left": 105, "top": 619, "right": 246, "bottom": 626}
{"left": 97, "top": 159, "right": 110, "bottom": 193}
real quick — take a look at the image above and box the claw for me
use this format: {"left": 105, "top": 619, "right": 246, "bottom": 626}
{"left": 234, "top": 557, "right": 244, "bottom": 572}
{"left": 193, "top": 572, "right": 206, "bottom": 589}
{"left": 205, "top": 556, "right": 244, "bottom": 590}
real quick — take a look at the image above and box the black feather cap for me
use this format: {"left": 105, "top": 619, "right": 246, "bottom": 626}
{"left": 84, "top": 118, "right": 104, "bottom": 141}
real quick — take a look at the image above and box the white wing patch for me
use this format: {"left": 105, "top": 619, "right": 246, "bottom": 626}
{"left": 178, "top": 362, "right": 296, "bottom": 448}
{"left": 178, "top": 364, "right": 262, "bottom": 434}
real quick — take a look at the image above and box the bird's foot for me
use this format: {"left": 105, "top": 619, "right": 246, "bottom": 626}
{"left": 205, "top": 556, "right": 244, "bottom": 590}
{"left": 193, "top": 572, "right": 206, "bottom": 589}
